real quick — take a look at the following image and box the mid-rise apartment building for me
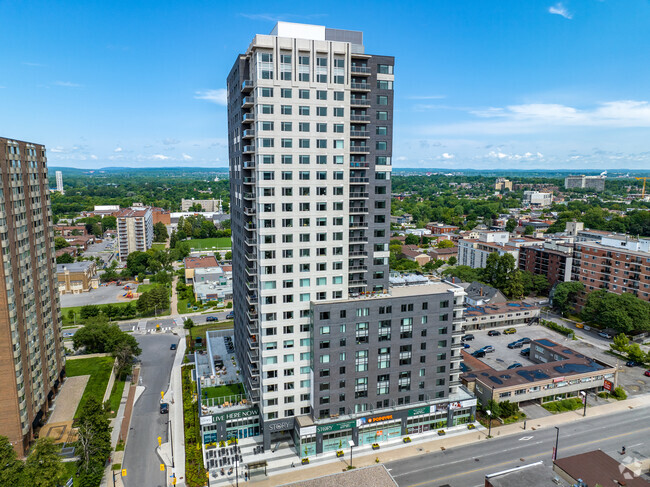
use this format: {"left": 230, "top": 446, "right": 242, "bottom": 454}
{"left": 518, "top": 242, "right": 574, "bottom": 287}
{"left": 572, "top": 235, "right": 650, "bottom": 302}
{"left": 494, "top": 177, "right": 512, "bottom": 191}
{"left": 226, "top": 22, "right": 475, "bottom": 455}
{"left": 180, "top": 198, "right": 224, "bottom": 212}
{"left": 564, "top": 175, "right": 605, "bottom": 192}
{"left": 0, "top": 138, "right": 65, "bottom": 455}
{"left": 116, "top": 206, "right": 153, "bottom": 261}
{"left": 522, "top": 191, "right": 553, "bottom": 208}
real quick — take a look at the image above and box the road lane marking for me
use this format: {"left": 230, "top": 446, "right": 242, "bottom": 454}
{"left": 404, "top": 426, "right": 650, "bottom": 486}
{"left": 519, "top": 436, "right": 534, "bottom": 441}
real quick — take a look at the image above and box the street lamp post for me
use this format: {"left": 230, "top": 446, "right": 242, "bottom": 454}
{"left": 235, "top": 449, "right": 239, "bottom": 487}
{"left": 581, "top": 391, "right": 587, "bottom": 417}
{"left": 486, "top": 410, "right": 492, "bottom": 438}
{"left": 349, "top": 440, "right": 355, "bottom": 468}
{"left": 553, "top": 426, "right": 560, "bottom": 460}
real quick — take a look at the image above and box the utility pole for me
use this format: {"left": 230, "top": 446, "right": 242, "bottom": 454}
{"left": 581, "top": 391, "right": 587, "bottom": 417}
{"left": 553, "top": 426, "right": 560, "bottom": 460}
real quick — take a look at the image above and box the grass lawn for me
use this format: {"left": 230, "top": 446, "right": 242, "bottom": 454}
{"left": 66, "top": 356, "right": 115, "bottom": 418}
{"left": 107, "top": 377, "right": 126, "bottom": 417}
{"left": 61, "top": 460, "right": 79, "bottom": 486}
{"left": 189, "top": 321, "right": 234, "bottom": 342}
{"left": 150, "top": 242, "right": 167, "bottom": 250}
{"left": 541, "top": 397, "right": 583, "bottom": 414}
{"left": 136, "top": 283, "right": 171, "bottom": 294}
{"left": 185, "top": 237, "right": 231, "bottom": 250}
{"left": 61, "top": 302, "right": 133, "bottom": 326}
{"left": 202, "top": 383, "right": 244, "bottom": 400}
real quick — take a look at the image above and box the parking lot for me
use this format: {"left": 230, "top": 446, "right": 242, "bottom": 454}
{"left": 83, "top": 237, "right": 116, "bottom": 267}
{"left": 59, "top": 281, "right": 137, "bottom": 307}
{"left": 463, "top": 324, "right": 650, "bottom": 397}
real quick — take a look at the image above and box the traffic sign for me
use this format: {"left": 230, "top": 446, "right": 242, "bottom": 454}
{"left": 603, "top": 380, "right": 613, "bottom": 392}
{"left": 160, "top": 464, "right": 165, "bottom": 471}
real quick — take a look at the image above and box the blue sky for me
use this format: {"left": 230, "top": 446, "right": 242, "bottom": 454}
{"left": 1, "top": 0, "right": 650, "bottom": 170}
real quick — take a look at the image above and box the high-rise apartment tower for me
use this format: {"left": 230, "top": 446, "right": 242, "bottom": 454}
{"left": 226, "top": 23, "right": 474, "bottom": 454}
{"left": 0, "top": 137, "right": 65, "bottom": 455}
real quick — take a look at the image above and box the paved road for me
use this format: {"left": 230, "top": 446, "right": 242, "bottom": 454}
{"left": 387, "top": 405, "right": 650, "bottom": 487}
{"left": 123, "top": 334, "right": 180, "bottom": 487}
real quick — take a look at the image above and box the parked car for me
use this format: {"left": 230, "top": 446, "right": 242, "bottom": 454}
{"left": 645, "top": 370, "right": 650, "bottom": 377}
{"left": 507, "top": 363, "right": 523, "bottom": 369}
{"left": 481, "top": 345, "right": 495, "bottom": 353}
{"left": 625, "top": 361, "right": 638, "bottom": 367}
{"left": 520, "top": 348, "right": 531, "bottom": 357}
{"left": 462, "top": 343, "right": 470, "bottom": 349}
{"left": 472, "top": 350, "right": 486, "bottom": 358}
{"left": 226, "top": 311, "right": 234, "bottom": 319}
{"left": 507, "top": 341, "right": 524, "bottom": 349}
{"left": 160, "top": 403, "right": 169, "bottom": 414}
{"left": 575, "top": 323, "right": 584, "bottom": 329}
{"left": 170, "top": 343, "right": 177, "bottom": 351}
{"left": 462, "top": 334, "right": 475, "bottom": 341}
{"left": 504, "top": 328, "right": 517, "bottom": 335}
{"left": 517, "top": 337, "right": 532, "bottom": 344}
{"left": 206, "top": 316, "right": 218, "bottom": 322}
{"left": 487, "top": 330, "right": 501, "bottom": 337}
{"left": 598, "top": 332, "right": 613, "bottom": 339}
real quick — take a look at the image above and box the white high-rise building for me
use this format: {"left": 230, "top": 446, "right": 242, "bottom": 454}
{"left": 55, "top": 170, "right": 64, "bottom": 194}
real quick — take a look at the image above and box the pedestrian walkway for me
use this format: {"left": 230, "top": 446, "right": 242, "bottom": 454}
{"left": 239, "top": 394, "right": 650, "bottom": 487}
{"left": 46, "top": 375, "right": 89, "bottom": 423}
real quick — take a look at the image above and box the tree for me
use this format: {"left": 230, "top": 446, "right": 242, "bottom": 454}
{"left": 54, "top": 237, "right": 69, "bottom": 250}
{"left": 153, "top": 222, "right": 168, "bottom": 243}
{"left": 436, "top": 239, "right": 454, "bottom": 248}
{"left": 0, "top": 436, "right": 23, "bottom": 485}
{"left": 552, "top": 281, "right": 584, "bottom": 316}
{"left": 627, "top": 343, "right": 647, "bottom": 363}
{"left": 524, "top": 225, "right": 535, "bottom": 235}
{"left": 447, "top": 256, "right": 457, "bottom": 266}
{"left": 404, "top": 234, "right": 419, "bottom": 246}
{"left": 23, "top": 438, "right": 66, "bottom": 487}
{"left": 581, "top": 290, "right": 650, "bottom": 333}
{"left": 189, "top": 202, "right": 203, "bottom": 212}
{"left": 502, "top": 270, "right": 525, "bottom": 299}
{"left": 505, "top": 218, "right": 517, "bottom": 233}
{"left": 215, "top": 252, "right": 222, "bottom": 261}
{"left": 77, "top": 397, "right": 112, "bottom": 487}
{"left": 611, "top": 333, "right": 630, "bottom": 353}
{"left": 56, "top": 253, "right": 74, "bottom": 264}
{"left": 225, "top": 251, "right": 233, "bottom": 260}
{"left": 183, "top": 318, "right": 195, "bottom": 330}
{"left": 73, "top": 320, "right": 142, "bottom": 357}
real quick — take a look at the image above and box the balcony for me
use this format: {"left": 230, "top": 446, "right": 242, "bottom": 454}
{"left": 350, "top": 146, "right": 369, "bottom": 153}
{"left": 351, "top": 98, "right": 371, "bottom": 106}
{"left": 245, "top": 265, "right": 257, "bottom": 276}
{"left": 246, "top": 293, "right": 258, "bottom": 305}
{"left": 349, "top": 237, "right": 369, "bottom": 243}
{"left": 242, "top": 113, "right": 255, "bottom": 123}
{"left": 350, "top": 162, "right": 369, "bottom": 169}
{"left": 243, "top": 207, "right": 256, "bottom": 216}
{"left": 349, "top": 250, "right": 368, "bottom": 257}
{"left": 349, "top": 191, "right": 369, "bottom": 198}
{"left": 243, "top": 160, "right": 255, "bottom": 169}
{"left": 351, "top": 82, "right": 371, "bottom": 91}
{"left": 242, "top": 129, "right": 255, "bottom": 139}
{"left": 243, "top": 192, "right": 256, "bottom": 200}
{"left": 245, "top": 237, "right": 257, "bottom": 246}
{"left": 350, "top": 177, "right": 369, "bottom": 183}
{"left": 350, "top": 115, "right": 370, "bottom": 123}
{"left": 242, "top": 96, "right": 254, "bottom": 108}
{"left": 241, "top": 80, "right": 253, "bottom": 92}
{"left": 243, "top": 177, "right": 256, "bottom": 184}
{"left": 348, "top": 279, "right": 368, "bottom": 286}
{"left": 350, "top": 130, "right": 369, "bottom": 138}
{"left": 349, "top": 264, "right": 368, "bottom": 272}
{"left": 243, "top": 145, "right": 255, "bottom": 153}
{"left": 349, "top": 221, "right": 369, "bottom": 228}
{"left": 449, "top": 380, "right": 462, "bottom": 387}
{"left": 245, "top": 252, "right": 256, "bottom": 261}
{"left": 351, "top": 65, "right": 371, "bottom": 75}
{"left": 349, "top": 207, "right": 369, "bottom": 214}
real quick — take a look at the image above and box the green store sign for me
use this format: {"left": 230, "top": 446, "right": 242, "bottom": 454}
{"left": 316, "top": 420, "right": 355, "bottom": 434}
{"left": 408, "top": 406, "right": 432, "bottom": 417}
{"left": 212, "top": 407, "right": 259, "bottom": 423}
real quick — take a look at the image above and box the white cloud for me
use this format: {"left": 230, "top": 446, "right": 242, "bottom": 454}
{"left": 50, "top": 146, "right": 65, "bottom": 153}
{"left": 194, "top": 89, "right": 227, "bottom": 105}
{"left": 549, "top": 2, "right": 573, "bottom": 19}
{"left": 162, "top": 138, "right": 180, "bottom": 145}
{"left": 53, "top": 81, "right": 82, "bottom": 88}
{"left": 395, "top": 156, "right": 408, "bottom": 161}
{"left": 22, "top": 61, "right": 45, "bottom": 67}
{"left": 182, "top": 153, "right": 193, "bottom": 161}
{"left": 90, "top": 155, "right": 98, "bottom": 160}
{"left": 441, "top": 153, "right": 455, "bottom": 159}
{"left": 152, "top": 154, "right": 170, "bottom": 160}
{"left": 114, "top": 147, "right": 123, "bottom": 152}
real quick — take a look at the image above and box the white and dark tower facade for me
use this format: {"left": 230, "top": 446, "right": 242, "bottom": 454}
{"left": 227, "top": 23, "right": 474, "bottom": 454}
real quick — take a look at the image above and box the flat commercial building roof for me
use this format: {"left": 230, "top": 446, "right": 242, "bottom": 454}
{"left": 281, "top": 465, "right": 398, "bottom": 487}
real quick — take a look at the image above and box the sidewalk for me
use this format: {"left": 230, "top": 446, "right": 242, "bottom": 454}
{"left": 161, "top": 328, "right": 187, "bottom": 487}
{"left": 242, "top": 394, "right": 650, "bottom": 487}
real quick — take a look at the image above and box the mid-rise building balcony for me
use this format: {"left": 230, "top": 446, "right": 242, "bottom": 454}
{"left": 349, "top": 207, "right": 369, "bottom": 214}
{"left": 350, "top": 130, "right": 370, "bottom": 138}
{"left": 348, "top": 264, "right": 368, "bottom": 271}
{"left": 349, "top": 177, "right": 369, "bottom": 183}
{"left": 349, "top": 191, "right": 369, "bottom": 198}
{"left": 245, "top": 252, "right": 256, "bottom": 261}
{"left": 242, "top": 96, "right": 254, "bottom": 108}
{"left": 242, "top": 129, "right": 255, "bottom": 138}
{"left": 350, "top": 98, "right": 371, "bottom": 106}
{"left": 242, "top": 112, "right": 255, "bottom": 123}
{"left": 348, "top": 279, "right": 368, "bottom": 286}
{"left": 349, "top": 221, "right": 369, "bottom": 229}
{"left": 245, "top": 265, "right": 257, "bottom": 276}
{"left": 349, "top": 236, "right": 369, "bottom": 243}
{"left": 350, "top": 114, "right": 370, "bottom": 123}
{"left": 243, "top": 176, "right": 256, "bottom": 185}
{"left": 351, "top": 65, "right": 371, "bottom": 75}
{"left": 241, "top": 80, "right": 253, "bottom": 92}
{"left": 349, "top": 250, "right": 368, "bottom": 257}
{"left": 243, "top": 145, "right": 255, "bottom": 153}
{"left": 350, "top": 162, "right": 369, "bottom": 169}
{"left": 244, "top": 237, "right": 257, "bottom": 246}
{"left": 351, "top": 82, "right": 371, "bottom": 91}
{"left": 243, "top": 192, "right": 256, "bottom": 200}
{"left": 350, "top": 145, "right": 369, "bottom": 153}
{"left": 243, "top": 160, "right": 255, "bottom": 169}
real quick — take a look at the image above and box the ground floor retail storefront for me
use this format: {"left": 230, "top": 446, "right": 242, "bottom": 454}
{"left": 295, "top": 398, "right": 477, "bottom": 457}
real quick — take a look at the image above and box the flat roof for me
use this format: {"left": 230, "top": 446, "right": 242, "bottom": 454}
{"left": 486, "top": 462, "right": 570, "bottom": 487}
{"left": 465, "top": 302, "right": 539, "bottom": 317}
{"left": 184, "top": 256, "right": 218, "bottom": 269}
{"left": 318, "top": 281, "right": 462, "bottom": 305}
{"left": 462, "top": 339, "right": 614, "bottom": 389}
{"left": 56, "top": 262, "right": 95, "bottom": 273}
{"left": 281, "top": 465, "right": 397, "bottom": 487}
{"left": 554, "top": 450, "right": 650, "bottom": 487}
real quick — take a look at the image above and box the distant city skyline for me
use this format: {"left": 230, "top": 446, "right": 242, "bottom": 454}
{"left": 2, "top": 0, "right": 650, "bottom": 169}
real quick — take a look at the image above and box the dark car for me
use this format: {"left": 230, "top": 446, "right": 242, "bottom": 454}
{"left": 487, "top": 330, "right": 501, "bottom": 337}
{"left": 206, "top": 316, "right": 218, "bottom": 322}
{"left": 517, "top": 337, "right": 532, "bottom": 344}
{"left": 645, "top": 370, "right": 650, "bottom": 377}
{"left": 507, "top": 363, "right": 523, "bottom": 369}
{"left": 625, "top": 361, "right": 638, "bottom": 367}
{"left": 170, "top": 343, "right": 177, "bottom": 351}
{"left": 462, "top": 334, "right": 475, "bottom": 341}
{"left": 520, "top": 348, "right": 530, "bottom": 357}
{"left": 226, "top": 311, "right": 234, "bottom": 319}
{"left": 160, "top": 403, "right": 169, "bottom": 414}
{"left": 462, "top": 343, "right": 470, "bottom": 349}
{"left": 472, "top": 350, "right": 486, "bottom": 358}
{"left": 507, "top": 341, "right": 524, "bottom": 349}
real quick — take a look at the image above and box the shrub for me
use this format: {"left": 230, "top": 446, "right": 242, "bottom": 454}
{"left": 541, "top": 319, "right": 574, "bottom": 337}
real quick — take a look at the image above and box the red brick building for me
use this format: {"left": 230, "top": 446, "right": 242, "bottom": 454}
{"left": 518, "top": 244, "right": 573, "bottom": 287}
{"left": 426, "top": 222, "right": 459, "bottom": 234}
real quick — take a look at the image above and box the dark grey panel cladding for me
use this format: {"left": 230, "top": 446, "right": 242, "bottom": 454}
{"left": 310, "top": 291, "right": 454, "bottom": 419}
{"left": 365, "top": 54, "right": 393, "bottom": 292}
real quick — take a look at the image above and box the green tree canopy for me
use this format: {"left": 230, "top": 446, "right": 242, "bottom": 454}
{"left": 552, "top": 281, "right": 585, "bottom": 316}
